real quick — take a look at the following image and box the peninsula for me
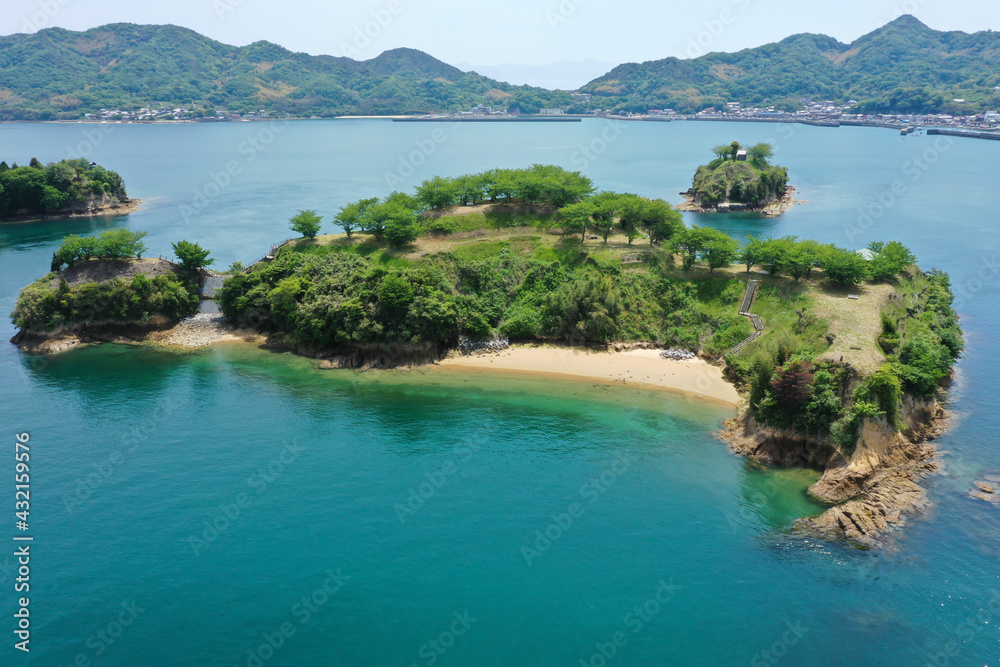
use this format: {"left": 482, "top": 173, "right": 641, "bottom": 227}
{"left": 9, "top": 166, "right": 962, "bottom": 548}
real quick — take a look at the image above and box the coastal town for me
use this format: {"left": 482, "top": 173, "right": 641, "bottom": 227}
{"left": 73, "top": 97, "right": 1000, "bottom": 139}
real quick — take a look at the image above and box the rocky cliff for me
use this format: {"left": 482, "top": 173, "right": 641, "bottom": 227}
{"left": 724, "top": 392, "right": 948, "bottom": 548}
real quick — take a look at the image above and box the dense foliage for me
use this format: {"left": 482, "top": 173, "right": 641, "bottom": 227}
{"left": 12, "top": 229, "right": 206, "bottom": 331}
{"left": 738, "top": 237, "right": 905, "bottom": 287}
{"left": 10, "top": 273, "right": 197, "bottom": 331}
{"left": 580, "top": 16, "right": 1000, "bottom": 114}
{"left": 735, "top": 269, "right": 962, "bottom": 449}
{"left": 216, "top": 241, "right": 752, "bottom": 351}
{"left": 0, "top": 24, "right": 573, "bottom": 119}
{"left": 691, "top": 143, "right": 788, "bottom": 207}
{"left": 0, "top": 158, "right": 127, "bottom": 218}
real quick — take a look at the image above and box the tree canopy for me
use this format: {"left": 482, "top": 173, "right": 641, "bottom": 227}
{"left": 290, "top": 210, "right": 323, "bottom": 239}
{"left": 1, "top": 159, "right": 127, "bottom": 219}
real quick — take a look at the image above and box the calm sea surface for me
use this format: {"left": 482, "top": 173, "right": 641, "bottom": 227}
{"left": 0, "top": 119, "right": 998, "bottom": 666}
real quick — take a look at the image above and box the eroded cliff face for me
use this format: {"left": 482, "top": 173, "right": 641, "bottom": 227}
{"left": 10, "top": 317, "right": 177, "bottom": 353}
{"left": 724, "top": 394, "right": 948, "bottom": 548}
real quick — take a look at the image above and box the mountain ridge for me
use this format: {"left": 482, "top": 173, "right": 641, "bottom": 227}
{"left": 0, "top": 23, "right": 571, "bottom": 119}
{"left": 579, "top": 15, "right": 1000, "bottom": 114}
{"left": 2, "top": 17, "right": 999, "bottom": 119}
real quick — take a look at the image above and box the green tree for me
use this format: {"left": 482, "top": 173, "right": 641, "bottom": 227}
{"left": 383, "top": 206, "right": 420, "bottom": 248}
{"left": 712, "top": 145, "right": 730, "bottom": 161}
{"left": 822, "top": 247, "right": 869, "bottom": 286}
{"left": 645, "top": 199, "right": 683, "bottom": 246}
{"left": 591, "top": 191, "right": 622, "bottom": 243}
{"left": 172, "top": 240, "right": 214, "bottom": 270}
{"left": 98, "top": 229, "right": 148, "bottom": 259}
{"left": 701, "top": 228, "right": 740, "bottom": 271}
{"left": 740, "top": 236, "right": 766, "bottom": 272}
{"left": 747, "top": 143, "right": 774, "bottom": 165}
{"left": 290, "top": 209, "right": 323, "bottom": 239}
{"left": 729, "top": 141, "right": 741, "bottom": 160}
{"left": 617, "top": 196, "right": 647, "bottom": 245}
{"left": 363, "top": 201, "right": 416, "bottom": 243}
{"left": 671, "top": 226, "right": 711, "bottom": 270}
{"left": 334, "top": 197, "right": 378, "bottom": 238}
{"left": 415, "top": 176, "right": 458, "bottom": 209}
{"left": 868, "top": 241, "right": 916, "bottom": 281}
{"left": 558, "top": 201, "right": 595, "bottom": 242}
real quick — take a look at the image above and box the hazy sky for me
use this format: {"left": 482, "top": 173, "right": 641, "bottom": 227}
{"left": 3, "top": 0, "right": 1000, "bottom": 70}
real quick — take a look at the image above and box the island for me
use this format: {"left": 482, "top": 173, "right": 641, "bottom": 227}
{"left": 678, "top": 142, "right": 797, "bottom": 215}
{"left": 9, "top": 165, "right": 962, "bottom": 548}
{"left": 0, "top": 158, "right": 139, "bottom": 222}
{"left": 8, "top": 231, "right": 212, "bottom": 352}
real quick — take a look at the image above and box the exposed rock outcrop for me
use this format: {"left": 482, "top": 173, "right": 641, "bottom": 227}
{"left": 723, "top": 395, "right": 949, "bottom": 548}
{"left": 10, "top": 317, "right": 177, "bottom": 353}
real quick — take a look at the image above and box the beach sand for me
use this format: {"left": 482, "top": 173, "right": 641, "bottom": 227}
{"left": 438, "top": 346, "right": 741, "bottom": 407}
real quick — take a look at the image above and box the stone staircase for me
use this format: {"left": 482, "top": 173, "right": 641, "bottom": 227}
{"left": 727, "top": 280, "right": 765, "bottom": 356}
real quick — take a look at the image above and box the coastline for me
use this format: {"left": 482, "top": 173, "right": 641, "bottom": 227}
{"left": 0, "top": 198, "right": 143, "bottom": 225}
{"left": 719, "top": 392, "right": 951, "bottom": 548}
{"left": 435, "top": 345, "right": 740, "bottom": 407}
{"left": 676, "top": 186, "right": 804, "bottom": 217}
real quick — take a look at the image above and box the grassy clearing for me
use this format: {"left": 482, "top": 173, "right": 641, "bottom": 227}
{"left": 811, "top": 282, "right": 893, "bottom": 373}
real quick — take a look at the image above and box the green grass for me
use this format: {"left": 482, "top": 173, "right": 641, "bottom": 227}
{"left": 284, "top": 239, "right": 411, "bottom": 267}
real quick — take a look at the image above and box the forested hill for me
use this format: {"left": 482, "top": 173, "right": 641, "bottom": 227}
{"left": 580, "top": 15, "right": 1000, "bottom": 114}
{"left": 0, "top": 23, "right": 573, "bottom": 120}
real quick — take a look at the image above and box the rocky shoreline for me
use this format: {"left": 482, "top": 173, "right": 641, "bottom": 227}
{"left": 10, "top": 316, "right": 176, "bottom": 353}
{"left": 0, "top": 197, "right": 142, "bottom": 224}
{"left": 676, "top": 186, "right": 804, "bottom": 217}
{"left": 721, "top": 393, "right": 950, "bottom": 548}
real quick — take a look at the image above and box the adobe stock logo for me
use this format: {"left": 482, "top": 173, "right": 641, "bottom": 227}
{"left": 340, "top": 0, "right": 407, "bottom": 57}
{"left": 20, "top": 0, "right": 72, "bottom": 33}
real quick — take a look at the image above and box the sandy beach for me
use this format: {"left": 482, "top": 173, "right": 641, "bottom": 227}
{"left": 438, "top": 346, "right": 741, "bottom": 406}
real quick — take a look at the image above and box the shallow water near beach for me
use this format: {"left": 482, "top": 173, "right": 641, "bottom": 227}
{"left": 1, "top": 120, "right": 999, "bottom": 665}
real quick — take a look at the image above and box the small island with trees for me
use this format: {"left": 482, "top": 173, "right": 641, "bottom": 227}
{"left": 680, "top": 142, "right": 796, "bottom": 215}
{"left": 0, "top": 158, "right": 138, "bottom": 222}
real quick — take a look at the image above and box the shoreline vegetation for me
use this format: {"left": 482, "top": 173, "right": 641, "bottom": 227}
{"left": 677, "top": 186, "right": 802, "bottom": 217}
{"left": 0, "top": 158, "right": 136, "bottom": 223}
{"left": 9, "top": 163, "right": 962, "bottom": 548}
{"left": 676, "top": 141, "right": 798, "bottom": 216}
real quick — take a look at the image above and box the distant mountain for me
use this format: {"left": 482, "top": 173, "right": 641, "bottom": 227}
{"left": 0, "top": 23, "right": 573, "bottom": 120}
{"left": 580, "top": 16, "right": 1000, "bottom": 114}
{"left": 456, "top": 60, "right": 617, "bottom": 90}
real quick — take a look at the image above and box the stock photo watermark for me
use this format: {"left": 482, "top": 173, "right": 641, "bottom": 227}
{"left": 570, "top": 119, "right": 625, "bottom": 171}
{"left": 180, "top": 119, "right": 289, "bottom": 224}
{"left": 577, "top": 578, "right": 680, "bottom": 667}
{"left": 233, "top": 568, "right": 349, "bottom": 667}
{"left": 684, "top": 0, "right": 753, "bottom": 58}
{"left": 951, "top": 253, "right": 1000, "bottom": 312}
{"left": 749, "top": 620, "right": 809, "bottom": 666}
{"left": 54, "top": 600, "right": 145, "bottom": 666}
{"left": 188, "top": 442, "right": 306, "bottom": 556}
{"left": 339, "top": 0, "right": 408, "bottom": 57}
{"left": 394, "top": 436, "right": 484, "bottom": 524}
{"left": 845, "top": 136, "right": 955, "bottom": 245}
{"left": 18, "top": 0, "right": 71, "bottom": 33}
{"left": 61, "top": 394, "right": 188, "bottom": 515}
{"left": 922, "top": 588, "right": 1000, "bottom": 666}
{"left": 407, "top": 610, "right": 478, "bottom": 667}
{"left": 384, "top": 126, "right": 452, "bottom": 189}
{"left": 521, "top": 450, "right": 633, "bottom": 566}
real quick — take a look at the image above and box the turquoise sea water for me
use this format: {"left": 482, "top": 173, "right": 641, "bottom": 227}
{"left": 1, "top": 120, "right": 999, "bottom": 665}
